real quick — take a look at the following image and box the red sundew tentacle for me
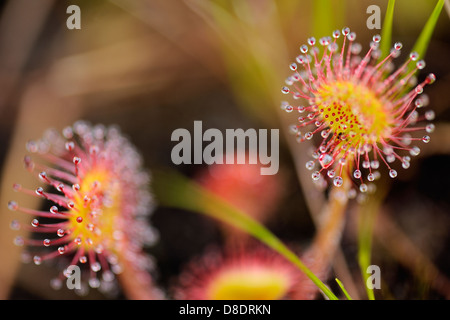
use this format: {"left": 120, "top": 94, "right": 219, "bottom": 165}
{"left": 298, "top": 113, "right": 321, "bottom": 128}
{"left": 37, "top": 189, "right": 73, "bottom": 209}
{"left": 389, "top": 150, "right": 408, "bottom": 163}
{"left": 24, "top": 234, "right": 70, "bottom": 247}
{"left": 306, "top": 51, "right": 317, "bottom": 81}
{"left": 88, "top": 250, "right": 101, "bottom": 273}
{"left": 344, "top": 40, "right": 354, "bottom": 78}
{"left": 361, "top": 52, "right": 394, "bottom": 86}
{"left": 33, "top": 164, "right": 78, "bottom": 185}
{"left": 354, "top": 148, "right": 362, "bottom": 172}
{"left": 396, "top": 126, "right": 428, "bottom": 133}
{"left": 311, "top": 123, "right": 327, "bottom": 136}
{"left": 38, "top": 172, "right": 76, "bottom": 199}
{"left": 337, "top": 29, "right": 348, "bottom": 74}
{"left": 291, "top": 84, "right": 313, "bottom": 100}
{"left": 15, "top": 206, "right": 69, "bottom": 219}
{"left": 371, "top": 62, "right": 392, "bottom": 85}
{"left": 319, "top": 42, "right": 329, "bottom": 66}
{"left": 396, "top": 101, "right": 425, "bottom": 130}
{"left": 68, "top": 243, "right": 84, "bottom": 266}
{"left": 97, "top": 251, "right": 112, "bottom": 274}
{"left": 375, "top": 146, "right": 392, "bottom": 170}
{"left": 294, "top": 70, "right": 313, "bottom": 93}
{"left": 390, "top": 91, "right": 416, "bottom": 113}
{"left": 72, "top": 156, "right": 81, "bottom": 178}
{"left": 23, "top": 225, "right": 68, "bottom": 233}
{"left": 381, "top": 56, "right": 415, "bottom": 90}
{"left": 363, "top": 151, "right": 373, "bottom": 174}
{"left": 392, "top": 93, "right": 417, "bottom": 120}
{"left": 36, "top": 248, "right": 71, "bottom": 263}
{"left": 325, "top": 55, "right": 335, "bottom": 82}
{"left": 39, "top": 153, "right": 77, "bottom": 174}
{"left": 388, "top": 136, "right": 416, "bottom": 151}
{"left": 42, "top": 236, "right": 73, "bottom": 247}
{"left": 382, "top": 67, "right": 419, "bottom": 99}
{"left": 353, "top": 46, "right": 375, "bottom": 79}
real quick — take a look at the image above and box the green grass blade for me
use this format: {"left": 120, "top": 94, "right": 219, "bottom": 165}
{"left": 312, "top": 0, "right": 345, "bottom": 38}
{"left": 335, "top": 278, "right": 353, "bottom": 300}
{"left": 358, "top": 209, "right": 376, "bottom": 300}
{"left": 152, "top": 169, "right": 338, "bottom": 300}
{"left": 312, "top": 0, "right": 333, "bottom": 38}
{"left": 379, "top": 0, "right": 396, "bottom": 61}
{"left": 410, "top": 0, "right": 445, "bottom": 68}
{"left": 357, "top": 188, "right": 388, "bottom": 300}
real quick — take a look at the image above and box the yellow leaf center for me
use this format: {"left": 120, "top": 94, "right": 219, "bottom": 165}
{"left": 69, "top": 168, "right": 121, "bottom": 250}
{"left": 316, "top": 80, "right": 393, "bottom": 147}
{"left": 207, "top": 266, "right": 291, "bottom": 300}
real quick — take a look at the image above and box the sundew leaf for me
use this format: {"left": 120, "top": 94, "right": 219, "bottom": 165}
{"left": 152, "top": 169, "right": 338, "bottom": 300}
{"left": 409, "top": 0, "right": 445, "bottom": 71}
{"left": 379, "top": 0, "right": 396, "bottom": 61}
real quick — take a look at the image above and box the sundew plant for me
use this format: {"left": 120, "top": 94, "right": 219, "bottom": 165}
{"left": 0, "top": 0, "right": 448, "bottom": 301}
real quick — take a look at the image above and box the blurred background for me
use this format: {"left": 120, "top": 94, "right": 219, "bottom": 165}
{"left": 0, "top": 0, "right": 449, "bottom": 299}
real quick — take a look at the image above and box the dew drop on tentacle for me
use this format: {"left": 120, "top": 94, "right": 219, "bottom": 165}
{"left": 10, "top": 220, "right": 20, "bottom": 230}
{"left": 425, "top": 110, "right": 435, "bottom": 121}
{"left": 425, "top": 124, "right": 435, "bottom": 133}
{"left": 8, "top": 200, "right": 18, "bottom": 211}
{"left": 14, "top": 236, "right": 24, "bottom": 247}
{"left": 35, "top": 187, "right": 44, "bottom": 197}
{"left": 33, "top": 256, "right": 42, "bottom": 265}
{"left": 312, "top": 171, "right": 321, "bottom": 181}
{"left": 89, "top": 277, "right": 101, "bottom": 289}
{"left": 281, "top": 87, "right": 290, "bottom": 94}
{"left": 65, "top": 141, "right": 75, "bottom": 151}
{"left": 91, "top": 262, "right": 102, "bottom": 273}
{"left": 389, "top": 169, "right": 398, "bottom": 178}
{"left": 327, "top": 169, "right": 336, "bottom": 178}
{"left": 402, "top": 160, "right": 410, "bottom": 169}
{"left": 410, "top": 146, "right": 421, "bottom": 156}
{"left": 50, "top": 278, "right": 63, "bottom": 290}
{"left": 359, "top": 184, "right": 368, "bottom": 193}
{"left": 333, "top": 176, "right": 343, "bottom": 187}
{"left": 319, "top": 153, "right": 334, "bottom": 169}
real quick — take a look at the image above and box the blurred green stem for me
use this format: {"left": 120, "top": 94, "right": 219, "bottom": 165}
{"left": 153, "top": 169, "right": 338, "bottom": 300}
{"left": 409, "top": 0, "right": 445, "bottom": 71}
{"left": 379, "top": 0, "right": 396, "bottom": 60}
{"left": 357, "top": 184, "right": 388, "bottom": 300}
